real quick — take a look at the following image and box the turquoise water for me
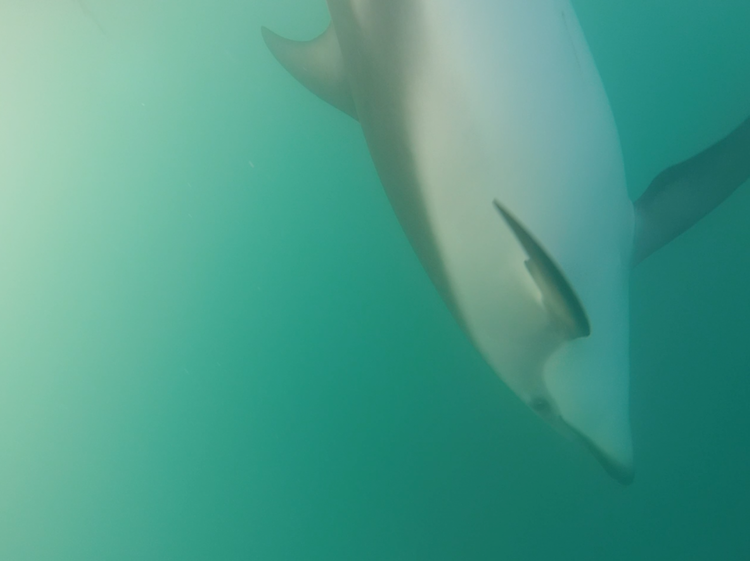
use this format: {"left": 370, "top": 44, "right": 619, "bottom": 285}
{"left": 1, "top": 1, "right": 749, "bottom": 559}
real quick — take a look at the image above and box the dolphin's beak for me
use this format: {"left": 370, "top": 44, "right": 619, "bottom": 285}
{"left": 566, "top": 422, "right": 634, "bottom": 485}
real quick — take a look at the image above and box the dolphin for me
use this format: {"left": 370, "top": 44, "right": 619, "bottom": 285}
{"left": 261, "top": 0, "right": 750, "bottom": 483}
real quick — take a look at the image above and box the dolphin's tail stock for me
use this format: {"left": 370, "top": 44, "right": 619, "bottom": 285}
{"left": 632, "top": 115, "right": 750, "bottom": 266}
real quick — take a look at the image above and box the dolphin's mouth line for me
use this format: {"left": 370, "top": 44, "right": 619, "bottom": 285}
{"left": 563, "top": 421, "right": 634, "bottom": 485}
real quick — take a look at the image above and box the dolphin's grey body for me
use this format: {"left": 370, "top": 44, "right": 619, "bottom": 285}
{"left": 262, "top": 0, "right": 750, "bottom": 483}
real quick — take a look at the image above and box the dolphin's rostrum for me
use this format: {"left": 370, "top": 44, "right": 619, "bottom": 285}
{"left": 262, "top": 0, "right": 750, "bottom": 484}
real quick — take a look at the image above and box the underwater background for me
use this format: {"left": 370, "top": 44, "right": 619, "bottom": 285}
{"left": 1, "top": 1, "right": 749, "bottom": 559}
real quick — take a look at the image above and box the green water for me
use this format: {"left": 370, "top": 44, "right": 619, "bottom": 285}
{"left": 1, "top": 1, "right": 749, "bottom": 559}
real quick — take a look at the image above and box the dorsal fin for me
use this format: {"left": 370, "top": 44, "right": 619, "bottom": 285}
{"left": 632, "top": 115, "right": 750, "bottom": 266}
{"left": 494, "top": 201, "right": 591, "bottom": 340}
{"left": 261, "top": 24, "right": 358, "bottom": 120}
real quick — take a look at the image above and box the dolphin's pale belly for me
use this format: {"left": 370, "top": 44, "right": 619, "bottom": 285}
{"left": 333, "top": 0, "right": 635, "bottom": 475}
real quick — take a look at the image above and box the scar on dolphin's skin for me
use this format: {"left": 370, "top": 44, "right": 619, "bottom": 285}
{"left": 561, "top": 10, "right": 583, "bottom": 73}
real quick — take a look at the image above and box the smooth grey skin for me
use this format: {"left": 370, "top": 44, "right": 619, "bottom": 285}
{"left": 262, "top": 0, "right": 750, "bottom": 483}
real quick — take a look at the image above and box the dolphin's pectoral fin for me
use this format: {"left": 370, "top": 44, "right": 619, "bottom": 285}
{"left": 632, "top": 115, "right": 750, "bottom": 266}
{"left": 261, "top": 24, "right": 358, "bottom": 120}
{"left": 493, "top": 201, "right": 590, "bottom": 340}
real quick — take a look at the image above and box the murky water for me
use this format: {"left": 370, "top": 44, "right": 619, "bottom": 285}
{"left": 1, "top": 1, "right": 748, "bottom": 559}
